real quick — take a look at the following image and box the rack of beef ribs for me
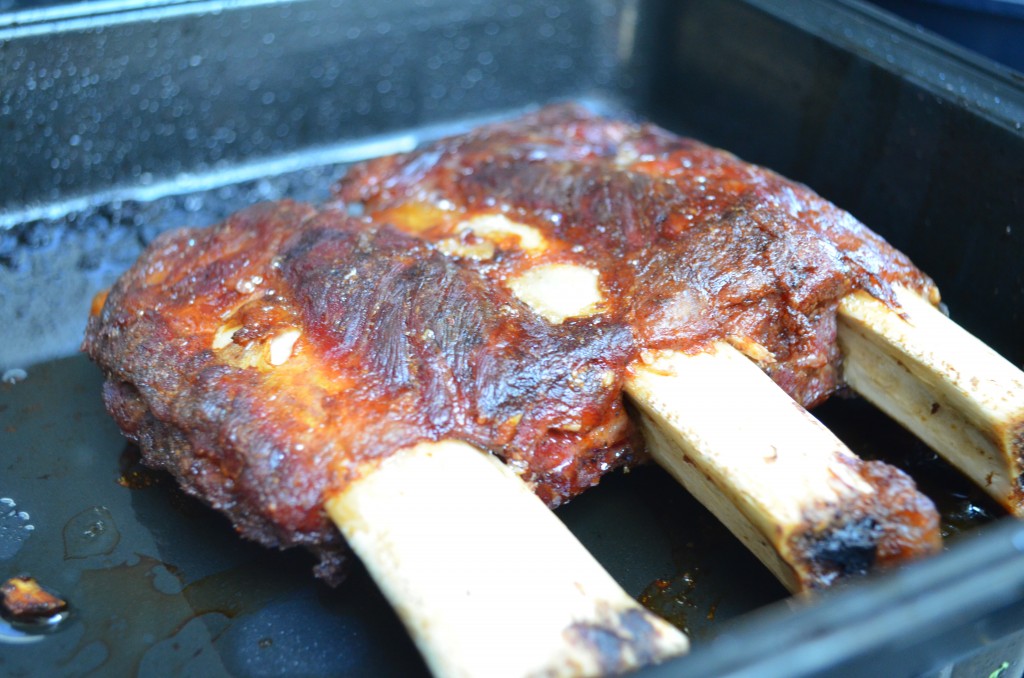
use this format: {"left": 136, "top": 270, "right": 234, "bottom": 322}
{"left": 84, "top": 104, "right": 1024, "bottom": 675}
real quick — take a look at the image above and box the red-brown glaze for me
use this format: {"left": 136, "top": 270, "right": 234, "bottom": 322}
{"left": 86, "top": 104, "right": 941, "bottom": 583}
{"left": 84, "top": 201, "right": 640, "bottom": 581}
{"left": 336, "top": 104, "right": 942, "bottom": 584}
{"left": 336, "top": 103, "right": 937, "bottom": 407}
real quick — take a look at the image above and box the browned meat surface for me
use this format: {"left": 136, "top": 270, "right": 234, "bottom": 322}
{"left": 336, "top": 103, "right": 936, "bottom": 408}
{"left": 84, "top": 104, "right": 940, "bottom": 582}
{"left": 84, "top": 201, "right": 641, "bottom": 581}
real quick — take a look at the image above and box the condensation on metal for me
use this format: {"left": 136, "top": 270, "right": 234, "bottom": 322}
{"left": 0, "top": 0, "right": 632, "bottom": 217}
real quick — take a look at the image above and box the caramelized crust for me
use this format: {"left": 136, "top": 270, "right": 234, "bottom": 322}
{"left": 336, "top": 104, "right": 942, "bottom": 584}
{"left": 336, "top": 103, "right": 936, "bottom": 407}
{"left": 84, "top": 202, "right": 641, "bottom": 581}
{"left": 85, "top": 104, "right": 940, "bottom": 581}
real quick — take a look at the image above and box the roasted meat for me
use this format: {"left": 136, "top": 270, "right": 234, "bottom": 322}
{"left": 84, "top": 104, "right": 941, "bottom": 584}
{"left": 1, "top": 576, "right": 68, "bottom": 626}
{"left": 336, "top": 103, "right": 936, "bottom": 408}
{"left": 334, "top": 103, "right": 944, "bottom": 589}
{"left": 83, "top": 201, "right": 643, "bottom": 581}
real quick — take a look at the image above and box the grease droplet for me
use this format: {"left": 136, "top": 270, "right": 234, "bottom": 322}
{"left": 234, "top": 275, "right": 263, "bottom": 294}
{"left": 64, "top": 506, "right": 120, "bottom": 559}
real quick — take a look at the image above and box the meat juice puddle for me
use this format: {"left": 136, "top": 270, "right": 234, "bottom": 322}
{"left": 52, "top": 445, "right": 320, "bottom": 675}
{"left": 0, "top": 358, "right": 258, "bottom": 671}
{"left": 54, "top": 554, "right": 300, "bottom": 675}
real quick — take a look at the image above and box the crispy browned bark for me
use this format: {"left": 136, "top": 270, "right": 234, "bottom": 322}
{"left": 337, "top": 103, "right": 935, "bottom": 407}
{"left": 84, "top": 202, "right": 641, "bottom": 581}
{"left": 85, "top": 104, "right": 940, "bottom": 582}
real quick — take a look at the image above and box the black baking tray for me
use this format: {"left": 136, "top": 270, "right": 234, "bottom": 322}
{"left": 3, "top": 1, "right": 1024, "bottom": 676}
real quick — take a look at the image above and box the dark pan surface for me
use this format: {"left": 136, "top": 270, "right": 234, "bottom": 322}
{"left": 3, "top": 1, "right": 1024, "bottom": 676}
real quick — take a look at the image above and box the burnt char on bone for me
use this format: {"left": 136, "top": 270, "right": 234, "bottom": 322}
{"left": 85, "top": 104, "right": 939, "bottom": 583}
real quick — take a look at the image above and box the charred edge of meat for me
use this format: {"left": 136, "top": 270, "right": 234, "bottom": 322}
{"left": 562, "top": 606, "right": 679, "bottom": 674}
{"left": 1, "top": 576, "right": 70, "bottom": 628}
{"left": 789, "top": 459, "right": 942, "bottom": 590}
{"left": 798, "top": 517, "right": 881, "bottom": 588}
{"left": 100, "top": 377, "right": 350, "bottom": 585}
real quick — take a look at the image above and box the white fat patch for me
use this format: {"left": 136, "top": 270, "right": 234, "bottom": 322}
{"left": 507, "top": 263, "right": 604, "bottom": 323}
{"left": 457, "top": 214, "right": 547, "bottom": 255}
{"left": 212, "top": 324, "right": 242, "bottom": 350}
{"left": 614, "top": 144, "right": 640, "bottom": 168}
{"left": 436, "top": 237, "right": 497, "bottom": 261}
{"left": 600, "top": 370, "right": 616, "bottom": 388}
{"left": 268, "top": 329, "right": 301, "bottom": 366}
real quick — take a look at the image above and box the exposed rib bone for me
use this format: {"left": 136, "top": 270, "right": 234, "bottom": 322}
{"left": 326, "top": 440, "right": 689, "bottom": 678}
{"left": 626, "top": 344, "right": 940, "bottom": 592}
{"left": 838, "top": 285, "right": 1024, "bottom": 515}
{"left": 507, "top": 261, "right": 941, "bottom": 593}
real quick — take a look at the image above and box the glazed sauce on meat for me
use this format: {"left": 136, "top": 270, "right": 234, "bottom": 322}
{"left": 84, "top": 104, "right": 940, "bottom": 581}
{"left": 84, "top": 201, "right": 644, "bottom": 579}
{"left": 336, "top": 104, "right": 935, "bottom": 408}
{"left": 278, "top": 213, "right": 640, "bottom": 506}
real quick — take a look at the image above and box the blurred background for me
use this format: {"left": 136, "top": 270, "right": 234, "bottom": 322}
{"left": 2, "top": 0, "right": 1022, "bottom": 74}
{"left": 868, "top": 0, "right": 1024, "bottom": 72}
